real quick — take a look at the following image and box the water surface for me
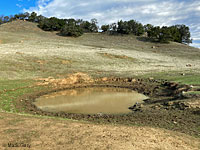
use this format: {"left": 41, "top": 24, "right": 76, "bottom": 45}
{"left": 34, "top": 87, "right": 148, "bottom": 114}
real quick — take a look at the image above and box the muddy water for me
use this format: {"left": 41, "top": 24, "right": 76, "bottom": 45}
{"left": 34, "top": 87, "right": 148, "bottom": 114}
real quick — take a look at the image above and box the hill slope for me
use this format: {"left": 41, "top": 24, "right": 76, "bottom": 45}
{"left": 0, "top": 20, "right": 43, "bottom": 33}
{"left": 0, "top": 20, "right": 58, "bottom": 44}
{"left": 0, "top": 20, "right": 200, "bottom": 80}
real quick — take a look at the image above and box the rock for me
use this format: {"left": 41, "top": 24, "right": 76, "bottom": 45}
{"left": 131, "top": 79, "right": 136, "bottom": 83}
{"left": 165, "top": 102, "right": 174, "bottom": 106}
{"left": 177, "top": 102, "right": 189, "bottom": 110}
{"left": 97, "top": 112, "right": 103, "bottom": 116}
{"left": 154, "top": 104, "right": 162, "bottom": 110}
{"left": 181, "top": 73, "right": 185, "bottom": 76}
{"left": 152, "top": 46, "right": 156, "bottom": 49}
{"left": 186, "top": 64, "right": 192, "bottom": 67}
{"left": 129, "top": 102, "right": 143, "bottom": 110}
{"left": 149, "top": 77, "right": 154, "bottom": 81}
{"left": 138, "top": 104, "right": 144, "bottom": 108}
{"left": 102, "top": 77, "right": 108, "bottom": 81}
{"left": 116, "top": 78, "right": 120, "bottom": 82}
{"left": 124, "top": 79, "right": 129, "bottom": 82}
{"left": 16, "top": 52, "right": 24, "bottom": 55}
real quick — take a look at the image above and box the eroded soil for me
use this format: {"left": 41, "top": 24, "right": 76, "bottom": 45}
{"left": 13, "top": 75, "right": 200, "bottom": 138}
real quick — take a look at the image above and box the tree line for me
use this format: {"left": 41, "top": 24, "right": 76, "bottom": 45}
{"left": 101, "top": 21, "right": 192, "bottom": 44}
{"left": 0, "top": 12, "right": 98, "bottom": 37}
{"left": 0, "top": 12, "right": 192, "bottom": 44}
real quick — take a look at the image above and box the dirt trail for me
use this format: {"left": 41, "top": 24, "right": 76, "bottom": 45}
{"left": 0, "top": 112, "right": 199, "bottom": 150}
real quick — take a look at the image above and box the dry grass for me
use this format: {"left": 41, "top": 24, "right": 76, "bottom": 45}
{"left": 0, "top": 20, "right": 200, "bottom": 80}
{"left": 0, "top": 112, "right": 199, "bottom": 150}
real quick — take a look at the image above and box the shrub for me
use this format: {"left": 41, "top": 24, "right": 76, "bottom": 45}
{"left": 60, "top": 24, "right": 83, "bottom": 37}
{"left": 101, "top": 25, "right": 109, "bottom": 32}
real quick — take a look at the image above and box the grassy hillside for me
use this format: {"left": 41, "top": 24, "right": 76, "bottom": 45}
{"left": 0, "top": 20, "right": 200, "bottom": 80}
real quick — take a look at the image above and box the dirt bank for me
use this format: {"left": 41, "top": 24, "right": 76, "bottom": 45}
{"left": 14, "top": 75, "right": 200, "bottom": 137}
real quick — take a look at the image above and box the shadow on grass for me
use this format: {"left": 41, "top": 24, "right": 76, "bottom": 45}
{"left": 137, "top": 37, "right": 170, "bottom": 44}
{"left": 136, "top": 37, "right": 155, "bottom": 43}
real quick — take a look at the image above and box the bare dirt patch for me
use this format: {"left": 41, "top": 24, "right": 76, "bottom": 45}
{"left": 35, "top": 72, "right": 94, "bottom": 86}
{"left": 0, "top": 112, "right": 199, "bottom": 150}
{"left": 98, "top": 52, "right": 136, "bottom": 61}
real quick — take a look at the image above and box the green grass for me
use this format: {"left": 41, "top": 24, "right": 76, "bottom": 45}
{"left": 0, "top": 79, "right": 48, "bottom": 112}
{"left": 142, "top": 71, "right": 200, "bottom": 85}
{"left": 184, "top": 91, "right": 200, "bottom": 95}
{"left": 167, "top": 75, "right": 200, "bottom": 85}
{"left": 4, "top": 129, "right": 19, "bottom": 134}
{"left": 0, "top": 80, "right": 34, "bottom": 91}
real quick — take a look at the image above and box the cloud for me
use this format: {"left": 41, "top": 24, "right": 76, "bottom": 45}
{"left": 190, "top": 40, "right": 200, "bottom": 49}
{"left": 24, "top": 0, "right": 200, "bottom": 48}
{"left": 16, "top": 4, "right": 23, "bottom": 8}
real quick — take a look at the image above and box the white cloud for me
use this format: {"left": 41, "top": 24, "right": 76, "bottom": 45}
{"left": 16, "top": 4, "right": 23, "bottom": 8}
{"left": 24, "top": 0, "right": 200, "bottom": 47}
{"left": 190, "top": 42, "right": 200, "bottom": 49}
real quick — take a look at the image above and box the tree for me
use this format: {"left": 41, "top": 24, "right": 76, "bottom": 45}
{"left": 79, "top": 19, "right": 98, "bottom": 32}
{"left": 3, "top": 16, "right": 10, "bottom": 23}
{"left": 38, "top": 18, "right": 52, "bottom": 31}
{"left": 176, "top": 25, "right": 192, "bottom": 44}
{"left": 0, "top": 15, "right": 4, "bottom": 24}
{"left": 90, "top": 18, "right": 98, "bottom": 32}
{"left": 9, "top": 15, "right": 14, "bottom": 22}
{"left": 144, "top": 24, "right": 154, "bottom": 37}
{"left": 117, "top": 20, "right": 129, "bottom": 34}
{"left": 49, "top": 17, "right": 65, "bottom": 31}
{"left": 158, "top": 26, "right": 173, "bottom": 43}
{"left": 38, "top": 17, "right": 66, "bottom": 31}
{"left": 134, "top": 22, "right": 144, "bottom": 36}
{"left": 101, "top": 25, "right": 109, "bottom": 32}
{"left": 80, "top": 21, "right": 91, "bottom": 32}
{"left": 23, "top": 12, "right": 30, "bottom": 20}
{"left": 76, "top": 19, "right": 83, "bottom": 26}
{"left": 168, "top": 26, "right": 181, "bottom": 43}
{"left": 36, "top": 15, "right": 46, "bottom": 23}
{"left": 110, "top": 23, "right": 117, "bottom": 31}
{"left": 127, "top": 20, "right": 144, "bottom": 36}
{"left": 108, "top": 23, "right": 117, "bottom": 35}
{"left": 167, "top": 25, "right": 192, "bottom": 44}
{"left": 116, "top": 20, "right": 144, "bottom": 36}
{"left": 144, "top": 24, "right": 154, "bottom": 32}
{"left": 60, "top": 23, "right": 83, "bottom": 37}
{"left": 29, "top": 12, "right": 37, "bottom": 22}
{"left": 147, "top": 26, "right": 161, "bottom": 41}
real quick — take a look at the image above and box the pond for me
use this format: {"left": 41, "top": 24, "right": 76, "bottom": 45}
{"left": 34, "top": 87, "right": 148, "bottom": 114}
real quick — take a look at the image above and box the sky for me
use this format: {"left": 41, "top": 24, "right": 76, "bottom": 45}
{"left": 0, "top": 0, "right": 200, "bottom": 48}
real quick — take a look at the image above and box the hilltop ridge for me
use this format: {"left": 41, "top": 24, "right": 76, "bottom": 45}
{"left": 0, "top": 20, "right": 43, "bottom": 33}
